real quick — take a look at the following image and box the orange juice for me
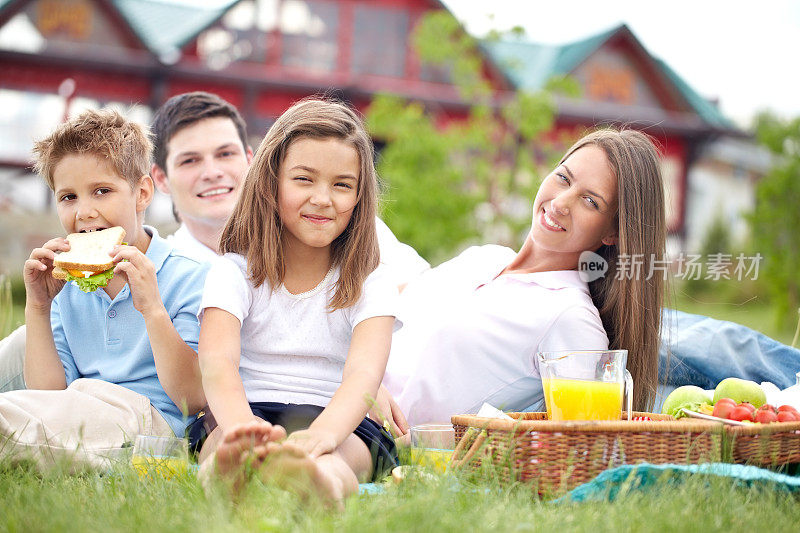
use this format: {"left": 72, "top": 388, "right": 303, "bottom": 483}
{"left": 542, "top": 377, "right": 623, "bottom": 421}
{"left": 131, "top": 455, "right": 188, "bottom": 479}
{"left": 408, "top": 448, "right": 453, "bottom": 473}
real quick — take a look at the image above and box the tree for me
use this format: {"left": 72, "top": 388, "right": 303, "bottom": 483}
{"left": 749, "top": 111, "right": 800, "bottom": 324}
{"left": 366, "top": 11, "right": 579, "bottom": 264}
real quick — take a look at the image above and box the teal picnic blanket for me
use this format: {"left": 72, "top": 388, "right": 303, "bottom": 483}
{"left": 560, "top": 463, "right": 800, "bottom": 503}
{"left": 360, "top": 463, "right": 800, "bottom": 499}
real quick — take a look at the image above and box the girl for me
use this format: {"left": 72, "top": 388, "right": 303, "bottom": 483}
{"left": 378, "top": 128, "right": 666, "bottom": 428}
{"left": 192, "top": 98, "right": 399, "bottom": 502}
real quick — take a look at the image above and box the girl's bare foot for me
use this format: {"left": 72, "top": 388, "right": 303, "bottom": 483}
{"left": 258, "top": 442, "right": 349, "bottom": 507}
{"left": 201, "top": 421, "right": 286, "bottom": 493}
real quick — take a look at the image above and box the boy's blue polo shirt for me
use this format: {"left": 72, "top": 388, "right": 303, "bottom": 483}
{"left": 50, "top": 226, "right": 209, "bottom": 437}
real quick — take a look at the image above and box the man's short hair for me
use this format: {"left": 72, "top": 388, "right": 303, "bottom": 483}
{"left": 32, "top": 109, "right": 152, "bottom": 190}
{"left": 151, "top": 91, "right": 248, "bottom": 170}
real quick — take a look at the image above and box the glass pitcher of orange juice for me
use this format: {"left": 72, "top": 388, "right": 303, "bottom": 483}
{"left": 538, "top": 350, "right": 633, "bottom": 421}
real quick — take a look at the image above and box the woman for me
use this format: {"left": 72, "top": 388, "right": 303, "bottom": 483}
{"left": 379, "top": 128, "right": 666, "bottom": 428}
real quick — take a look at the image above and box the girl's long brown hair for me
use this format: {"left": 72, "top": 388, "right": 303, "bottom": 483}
{"left": 561, "top": 129, "right": 666, "bottom": 411}
{"left": 219, "top": 97, "right": 380, "bottom": 310}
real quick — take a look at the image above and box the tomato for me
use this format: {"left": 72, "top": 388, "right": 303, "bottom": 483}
{"left": 758, "top": 404, "right": 777, "bottom": 413}
{"left": 777, "top": 405, "right": 798, "bottom": 414}
{"left": 777, "top": 411, "right": 800, "bottom": 423}
{"left": 738, "top": 402, "right": 756, "bottom": 413}
{"left": 715, "top": 398, "right": 737, "bottom": 409}
{"left": 712, "top": 402, "right": 735, "bottom": 420}
{"left": 730, "top": 406, "right": 755, "bottom": 422}
{"left": 755, "top": 410, "right": 778, "bottom": 424}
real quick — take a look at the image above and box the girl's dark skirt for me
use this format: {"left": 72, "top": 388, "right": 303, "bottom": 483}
{"left": 187, "top": 402, "right": 397, "bottom": 481}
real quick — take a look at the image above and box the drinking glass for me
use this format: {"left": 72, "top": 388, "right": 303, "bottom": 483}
{"left": 538, "top": 350, "right": 633, "bottom": 421}
{"left": 409, "top": 424, "right": 455, "bottom": 472}
{"left": 131, "top": 435, "right": 189, "bottom": 478}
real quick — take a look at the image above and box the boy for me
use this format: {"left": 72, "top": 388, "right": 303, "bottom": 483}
{"left": 0, "top": 109, "right": 207, "bottom": 468}
{"left": 0, "top": 92, "right": 249, "bottom": 394}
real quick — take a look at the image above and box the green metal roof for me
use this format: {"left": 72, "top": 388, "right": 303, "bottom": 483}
{"left": 112, "top": 0, "right": 238, "bottom": 58}
{"left": 482, "top": 24, "right": 734, "bottom": 130}
{"left": 655, "top": 57, "right": 736, "bottom": 129}
{"left": 481, "top": 25, "right": 618, "bottom": 90}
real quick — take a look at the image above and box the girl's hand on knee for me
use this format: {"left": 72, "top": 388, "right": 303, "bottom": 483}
{"left": 286, "top": 429, "right": 337, "bottom": 458}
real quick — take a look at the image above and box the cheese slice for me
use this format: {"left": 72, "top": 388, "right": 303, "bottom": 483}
{"left": 67, "top": 269, "right": 99, "bottom": 278}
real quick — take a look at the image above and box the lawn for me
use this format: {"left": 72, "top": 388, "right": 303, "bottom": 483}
{"left": 1, "top": 457, "right": 800, "bottom": 532}
{"left": 672, "top": 289, "right": 797, "bottom": 346}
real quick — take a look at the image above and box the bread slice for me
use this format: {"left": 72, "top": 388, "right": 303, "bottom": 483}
{"left": 52, "top": 266, "right": 70, "bottom": 280}
{"left": 53, "top": 226, "right": 126, "bottom": 273}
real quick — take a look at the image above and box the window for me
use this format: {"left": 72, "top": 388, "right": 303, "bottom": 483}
{"left": 197, "top": 0, "right": 278, "bottom": 70}
{"left": 281, "top": 0, "right": 339, "bottom": 72}
{"left": 351, "top": 6, "right": 408, "bottom": 77}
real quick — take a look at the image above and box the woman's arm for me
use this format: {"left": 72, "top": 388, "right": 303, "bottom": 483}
{"left": 369, "top": 384, "right": 409, "bottom": 437}
{"left": 198, "top": 307, "right": 255, "bottom": 432}
{"left": 291, "top": 316, "right": 395, "bottom": 457}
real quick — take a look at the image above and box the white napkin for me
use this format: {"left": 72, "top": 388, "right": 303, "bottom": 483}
{"left": 476, "top": 402, "right": 514, "bottom": 420}
{"left": 761, "top": 381, "right": 800, "bottom": 410}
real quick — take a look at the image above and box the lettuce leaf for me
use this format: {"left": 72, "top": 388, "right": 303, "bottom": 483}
{"left": 65, "top": 269, "right": 115, "bottom": 293}
{"left": 661, "top": 385, "right": 713, "bottom": 418}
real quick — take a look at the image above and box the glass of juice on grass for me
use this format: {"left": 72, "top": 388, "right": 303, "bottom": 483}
{"left": 409, "top": 424, "right": 456, "bottom": 473}
{"left": 539, "top": 350, "right": 633, "bottom": 421}
{"left": 131, "top": 435, "right": 189, "bottom": 479}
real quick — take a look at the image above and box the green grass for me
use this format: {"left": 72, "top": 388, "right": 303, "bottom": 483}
{"left": 1, "top": 459, "right": 799, "bottom": 532}
{"left": 672, "top": 282, "right": 798, "bottom": 346}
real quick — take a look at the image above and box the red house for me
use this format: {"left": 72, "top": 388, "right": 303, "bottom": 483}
{"left": 0, "top": 0, "right": 743, "bottom": 243}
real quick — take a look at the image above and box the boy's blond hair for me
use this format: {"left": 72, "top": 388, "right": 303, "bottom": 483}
{"left": 32, "top": 109, "right": 152, "bottom": 190}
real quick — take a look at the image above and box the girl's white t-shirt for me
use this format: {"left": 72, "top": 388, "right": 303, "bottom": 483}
{"left": 200, "top": 253, "right": 400, "bottom": 407}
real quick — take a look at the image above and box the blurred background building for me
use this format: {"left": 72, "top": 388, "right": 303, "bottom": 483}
{"left": 0, "top": 0, "right": 769, "bottom": 274}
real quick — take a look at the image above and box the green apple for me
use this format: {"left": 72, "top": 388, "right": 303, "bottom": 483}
{"left": 661, "top": 386, "right": 712, "bottom": 418}
{"left": 712, "top": 378, "right": 766, "bottom": 408}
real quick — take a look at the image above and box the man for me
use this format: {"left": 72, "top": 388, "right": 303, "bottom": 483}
{"left": 149, "top": 92, "right": 252, "bottom": 262}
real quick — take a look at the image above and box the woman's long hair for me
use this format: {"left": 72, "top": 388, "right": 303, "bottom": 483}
{"left": 219, "top": 97, "right": 380, "bottom": 310}
{"left": 561, "top": 129, "right": 666, "bottom": 410}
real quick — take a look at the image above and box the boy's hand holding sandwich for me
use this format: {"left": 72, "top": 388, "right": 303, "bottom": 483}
{"left": 23, "top": 237, "right": 70, "bottom": 311}
{"left": 109, "top": 244, "right": 162, "bottom": 317}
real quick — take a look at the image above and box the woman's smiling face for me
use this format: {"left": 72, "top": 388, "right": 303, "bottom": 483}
{"left": 529, "top": 145, "right": 619, "bottom": 266}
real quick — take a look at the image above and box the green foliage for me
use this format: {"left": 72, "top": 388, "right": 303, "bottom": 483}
{"left": 699, "top": 213, "right": 732, "bottom": 258}
{"left": 369, "top": 96, "right": 481, "bottom": 263}
{"left": 683, "top": 213, "right": 733, "bottom": 294}
{"left": 369, "top": 12, "right": 578, "bottom": 263}
{"left": 749, "top": 111, "right": 800, "bottom": 324}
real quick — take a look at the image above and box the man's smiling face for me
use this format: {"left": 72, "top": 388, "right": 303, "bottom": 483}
{"left": 157, "top": 116, "right": 251, "bottom": 229}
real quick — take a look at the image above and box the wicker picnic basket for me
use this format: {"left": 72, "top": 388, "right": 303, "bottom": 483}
{"left": 450, "top": 412, "right": 722, "bottom": 494}
{"left": 726, "top": 420, "right": 800, "bottom": 466}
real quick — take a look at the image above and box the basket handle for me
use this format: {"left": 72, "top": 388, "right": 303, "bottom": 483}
{"left": 450, "top": 428, "right": 487, "bottom": 469}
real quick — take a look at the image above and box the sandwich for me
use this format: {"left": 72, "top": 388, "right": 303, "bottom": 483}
{"left": 52, "top": 226, "right": 126, "bottom": 292}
